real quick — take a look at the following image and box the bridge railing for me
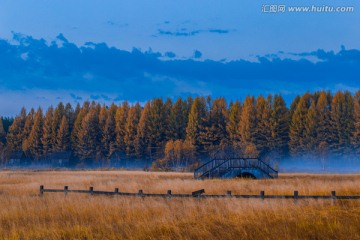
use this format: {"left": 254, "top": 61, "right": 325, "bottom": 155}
{"left": 194, "top": 158, "right": 228, "bottom": 179}
{"left": 194, "top": 157, "right": 278, "bottom": 179}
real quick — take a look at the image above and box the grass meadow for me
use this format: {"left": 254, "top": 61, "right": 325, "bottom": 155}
{"left": 1, "top": 171, "right": 360, "bottom": 239}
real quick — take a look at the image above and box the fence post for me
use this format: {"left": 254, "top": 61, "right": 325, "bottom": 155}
{"left": 331, "top": 191, "right": 336, "bottom": 205}
{"left": 114, "top": 188, "right": 119, "bottom": 195}
{"left": 89, "top": 187, "right": 94, "bottom": 196}
{"left": 40, "top": 185, "right": 44, "bottom": 197}
{"left": 167, "top": 190, "right": 172, "bottom": 199}
{"left": 64, "top": 186, "right": 68, "bottom": 197}
{"left": 260, "top": 191, "right": 265, "bottom": 201}
{"left": 226, "top": 191, "right": 232, "bottom": 198}
{"left": 294, "top": 190, "right": 298, "bottom": 204}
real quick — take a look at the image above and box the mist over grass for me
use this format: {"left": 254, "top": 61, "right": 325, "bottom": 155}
{"left": 278, "top": 156, "right": 360, "bottom": 174}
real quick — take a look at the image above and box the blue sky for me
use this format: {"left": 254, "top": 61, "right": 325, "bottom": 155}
{"left": 0, "top": 0, "right": 360, "bottom": 116}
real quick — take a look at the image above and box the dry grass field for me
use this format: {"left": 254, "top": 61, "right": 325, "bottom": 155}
{"left": 1, "top": 171, "right": 360, "bottom": 239}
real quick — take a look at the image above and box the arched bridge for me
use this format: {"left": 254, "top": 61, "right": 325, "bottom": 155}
{"left": 194, "top": 158, "right": 278, "bottom": 180}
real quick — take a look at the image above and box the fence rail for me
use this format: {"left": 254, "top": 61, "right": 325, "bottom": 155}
{"left": 39, "top": 186, "right": 360, "bottom": 202}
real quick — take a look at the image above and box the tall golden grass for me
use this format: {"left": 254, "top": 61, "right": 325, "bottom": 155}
{"left": 1, "top": 171, "right": 360, "bottom": 239}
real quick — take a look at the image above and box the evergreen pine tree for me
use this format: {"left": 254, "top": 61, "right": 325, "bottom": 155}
{"left": 226, "top": 100, "right": 242, "bottom": 144}
{"left": 303, "top": 99, "right": 318, "bottom": 153}
{"left": 330, "top": 91, "right": 354, "bottom": 156}
{"left": 135, "top": 101, "right": 151, "bottom": 157}
{"left": 315, "top": 91, "right": 331, "bottom": 157}
{"left": 64, "top": 103, "right": 75, "bottom": 133}
{"left": 114, "top": 101, "right": 129, "bottom": 152}
{"left": 203, "top": 97, "right": 228, "bottom": 147}
{"left": 41, "top": 106, "right": 54, "bottom": 155}
{"left": 6, "top": 108, "right": 27, "bottom": 151}
{"left": 124, "top": 103, "right": 142, "bottom": 156}
{"left": 353, "top": 90, "right": 360, "bottom": 155}
{"left": 98, "top": 106, "right": 108, "bottom": 159}
{"left": 289, "top": 95, "right": 300, "bottom": 124}
{"left": 71, "top": 101, "right": 90, "bottom": 158}
{"left": 148, "top": 98, "right": 166, "bottom": 148}
{"left": 55, "top": 116, "right": 71, "bottom": 152}
{"left": 163, "top": 98, "right": 173, "bottom": 141}
{"left": 270, "top": 95, "right": 289, "bottom": 158}
{"left": 289, "top": 93, "right": 311, "bottom": 156}
{"left": 27, "top": 108, "right": 43, "bottom": 159}
{"left": 239, "top": 96, "right": 257, "bottom": 155}
{"left": 168, "top": 98, "right": 187, "bottom": 140}
{"left": 22, "top": 108, "right": 35, "bottom": 153}
{"left": 255, "top": 95, "right": 272, "bottom": 156}
{"left": 185, "top": 97, "right": 207, "bottom": 150}
{"left": 6, "top": 108, "right": 26, "bottom": 151}
{"left": 77, "top": 108, "right": 101, "bottom": 161}
{"left": 51, "top": 102, "right": 65, "bottom": 147}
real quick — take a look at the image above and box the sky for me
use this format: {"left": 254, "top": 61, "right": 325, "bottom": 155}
{"left": 0, "top": 0, "right": 360, "bottom": 116}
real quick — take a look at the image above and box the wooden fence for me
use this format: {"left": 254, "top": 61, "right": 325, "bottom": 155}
{"left": 40, "top": 185, "right": 360, "bottom": 203}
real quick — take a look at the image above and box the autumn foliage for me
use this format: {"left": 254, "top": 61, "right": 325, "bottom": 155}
{"left": 1, "top": 90, "right": 360, "bottom": 167}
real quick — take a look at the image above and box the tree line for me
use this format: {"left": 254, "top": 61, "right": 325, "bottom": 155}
{"left": 0, "top": 90, "right": 359, "bottom": 168}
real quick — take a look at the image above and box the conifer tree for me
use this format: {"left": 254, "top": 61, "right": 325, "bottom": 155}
{"left": 201, "top": 98, "right": 228, "bottom": 148}
{"left": 71, "top": 101, "right": 90, "bottom": 157}
{"left": 6, "top": 108, "right": 26, "bottom": 151}
{"left": 289, "top": 95, "right": 300, "bottom": 123}
{"left": 226, "top": 100, "right": 242, "bottom": 144}
{"left": 330, "top": 91, "right": 354, "bottom": 156}
{"left": 98, "top": 106, "right": 109, "bottom": 159}
{"left": 353, "top": 91, "right": 360, "bottom": 154}
{"left": 270, "top": 95, "right": 289, "bottom": 158}
{"left": 77, "top": 108, "right": 101, "bottom": 161}
{"left": 114, "top": 101, "right": 129, "bottom": 152}
{"left": 168, "top": 98, "right": 187, "bottom": 140}
{"left": 239, "top": 96, "right": 257, "bottom": 155}
{"left": 64, "top": 103, "right": 75, "bottom": 132}
{"left": 6, "top": 111, "right": 25, "bottom": 151}
{"left": 289, "top": 93, "right": 311, "bottom": 156}
{"left": 254, "top": 95, "right": 272, "bottom": 155}
{"left": 135, "top": 101, "right": 151, "bottom": 157}
{"left": 55, "top": 116, "right": 71, "bottom": 152}
{"left": 101, "top": 114, "right": 115, "bottom": 159}
{"left": 163, "top": 98, "right": 173, "bottom": 140}
{"left": 99, "top": 106, "right": 108, "bottom": 132}
{"left": 344, "top": 91, "right": 355, "bottom": 155}
{"left": 41, "top": 106, "right": 54, "bottom": 155}
{"left": 51, "top": 102, "right": 65, "bottom": 147}
{"left": 148, "top": 98, "right": 167, "bottom": 148}
{"left": 124, "top": 103, "right": 142, "bottom": 156}
{"left": 316, "top": 91, "right": 331, "bottom": 158}
{"left": 185, "top": 97, "right": 207, "bottom": 150}
{"left": 22, "top": 108, "right": 35, "bottom": 153}
{"left": 303, "top": 99, "right": 318, "bottom": 153}
{"left": 27, "top": 108, "right": 43, "bottom": 159}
